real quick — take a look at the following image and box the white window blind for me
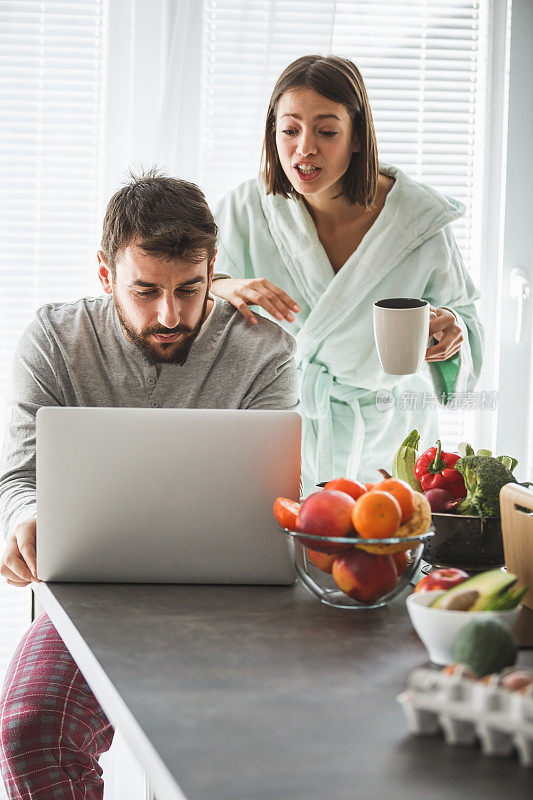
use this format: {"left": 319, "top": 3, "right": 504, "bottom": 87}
{"left": 200, "top": 0, "right": 491, "bottom": 450}
{"left": 0, "top": 0, "right": 104, "bottom": 433}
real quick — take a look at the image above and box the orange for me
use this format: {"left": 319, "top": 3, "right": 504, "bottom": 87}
{"left": 306, "top": 548, "right": 336, "bottom": 574}
{"left": 324, "top": 477, "right": 367, "bottom": 502}
{"left": 371, "top": 478, "right": 415, "bottom": 523}
{"left": 351, "top": 490, "right": 402, "bottom": 539}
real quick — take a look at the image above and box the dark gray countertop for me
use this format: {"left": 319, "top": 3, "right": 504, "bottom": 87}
{"left": 34, "top": 582, "right": 533, "bottom": 800}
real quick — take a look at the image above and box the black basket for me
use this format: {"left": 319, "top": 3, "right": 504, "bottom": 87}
{"left": 423, "top": 513, "right": 504, "bottom": 571}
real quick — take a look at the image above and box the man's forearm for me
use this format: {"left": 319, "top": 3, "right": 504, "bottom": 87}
{"left": 0, "top": 314, "right": 62, "bottom": 541}
{"left": 0, "top": 482, "right": 37, "bottom": 541}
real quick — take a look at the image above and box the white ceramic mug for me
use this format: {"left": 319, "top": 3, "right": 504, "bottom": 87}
{"left": 373, "top": 298, "right": 430, "bottom": 375}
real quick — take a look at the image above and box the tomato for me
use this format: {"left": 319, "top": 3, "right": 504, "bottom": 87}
{"left": 273, "top": 497, "right": 301, "bottom": 530}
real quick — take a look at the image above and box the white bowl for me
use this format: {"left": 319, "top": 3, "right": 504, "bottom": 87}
{"left": 406, "top": 589, "right": 520, "bottom": 666}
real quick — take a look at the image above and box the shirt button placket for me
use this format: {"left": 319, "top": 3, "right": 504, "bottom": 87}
{"left": 147, "top": 374, "right": 159, "bottom": 407}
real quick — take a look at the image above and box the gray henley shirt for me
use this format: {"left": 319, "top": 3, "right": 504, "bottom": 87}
{"left": 0, "top": 294, "right": 299, "bottom": 538}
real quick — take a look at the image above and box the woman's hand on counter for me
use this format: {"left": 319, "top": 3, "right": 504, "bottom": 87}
{"left": 210, "top": 278, "right": 300, "bottom": 325}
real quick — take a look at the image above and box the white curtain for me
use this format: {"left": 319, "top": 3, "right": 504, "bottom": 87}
{"left": 101, "top": 0, "right": 203, "bottom": 201}
{"left": 153, "top": 0, "right": 202, "bottom": 180}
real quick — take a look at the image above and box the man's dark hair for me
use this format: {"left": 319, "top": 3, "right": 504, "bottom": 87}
{"left": 100, "top": 168, "right": 218, "bottom": 276}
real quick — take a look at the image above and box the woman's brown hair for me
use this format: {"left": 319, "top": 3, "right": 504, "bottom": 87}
{"left": 262, "top": 55, "right": 378, "bottom": 208}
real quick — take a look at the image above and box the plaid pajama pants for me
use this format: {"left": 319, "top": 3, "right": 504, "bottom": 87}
{"left": 0, "top": 612, "right": 114, "bottom": 799}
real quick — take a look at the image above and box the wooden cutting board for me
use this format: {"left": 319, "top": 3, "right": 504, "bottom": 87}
{"left": 501, "top": 483, "right": 533, "bottom": 647}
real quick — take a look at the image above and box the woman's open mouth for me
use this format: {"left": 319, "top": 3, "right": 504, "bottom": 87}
{"left": 294, "top": 164, "right": 322, "bottom": 182}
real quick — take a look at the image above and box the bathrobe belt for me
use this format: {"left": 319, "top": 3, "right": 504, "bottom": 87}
{"left": 298, "top": 360, "right": 367, "bottom": 483}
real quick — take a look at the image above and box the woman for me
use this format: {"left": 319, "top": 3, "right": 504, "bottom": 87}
{"left": 211, "top": 55, "right": 483, "bottom": 494}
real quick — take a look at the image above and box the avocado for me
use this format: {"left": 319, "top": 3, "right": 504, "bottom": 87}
{"left": 431, "top": 569, "right": 517, "bottom": 611}
{"left": 452, "top": 618, "right": 517, "bottom": 677}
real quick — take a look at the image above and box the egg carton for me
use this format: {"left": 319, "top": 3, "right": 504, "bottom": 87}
{"left": 397, "top": 667, "right": 533, "bottom": 766}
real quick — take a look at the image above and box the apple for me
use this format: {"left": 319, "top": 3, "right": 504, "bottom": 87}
{"left": 392, "top": 550, "right": 409, "bottom": 575}
{"left": 295, "top": 490, "right": 356, "bottom": 553}
{"left": 332, "top": 549, "right": 398, "bottom": 603}
{"left": 414, "top": 567, "right": 470, "bottom": 594}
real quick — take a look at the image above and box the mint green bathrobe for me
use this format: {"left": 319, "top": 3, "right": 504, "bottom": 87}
{"left": 214, "top": 164, "right": 484, "bottom": 494}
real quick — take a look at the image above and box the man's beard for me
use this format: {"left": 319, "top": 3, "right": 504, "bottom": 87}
{"left": 113, "top": 288, "right": 210, "bottom": 366}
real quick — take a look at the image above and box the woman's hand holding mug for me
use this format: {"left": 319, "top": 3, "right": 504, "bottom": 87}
{"left": 373, "top": 298, "right": 463, "bottom": 375}
{"left": 425, "top": 306, "right": 463, "bottom": 362}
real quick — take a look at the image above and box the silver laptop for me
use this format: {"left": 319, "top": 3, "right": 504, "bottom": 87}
{"left": 36, "top": 407, "right": 300, "bottom": 583}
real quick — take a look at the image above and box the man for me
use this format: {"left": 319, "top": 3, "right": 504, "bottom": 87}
{"left": 0, "top": 170, "right": 298, "bottom": 799}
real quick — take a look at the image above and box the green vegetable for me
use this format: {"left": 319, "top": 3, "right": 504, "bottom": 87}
{"left": 458, "top": 442, "right": 475, "bottom": 458}
{"left": 476, "top": 448, "right": 492, "bottom": 458}
{"left": 496, "top": 455, "right": 518, "bottom": 474}
{"left": 392, "top": 430, "right": 422, "bottom": 491}
{"left": 455, "top": 455, "right": 517, "bottom": 518}
{"left": 452, "top": 619, "right": 517, "bottom": 677}
{"left": 482, "top": 584, "right": 527, "bottom": 610}
{"left": 431, "top": 569, "right": 518, "bottom": 611}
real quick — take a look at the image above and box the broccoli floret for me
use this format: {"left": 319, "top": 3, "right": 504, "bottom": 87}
{"left": 496, "top": 454, "right": 518, "bottom": 473}
{"left": 455, "top": 455, "right": 517, "bottom": 518}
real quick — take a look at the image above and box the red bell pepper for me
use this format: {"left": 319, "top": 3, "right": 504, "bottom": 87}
{"left": 414, "top": 440, "right": 467, "bottom": 498}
